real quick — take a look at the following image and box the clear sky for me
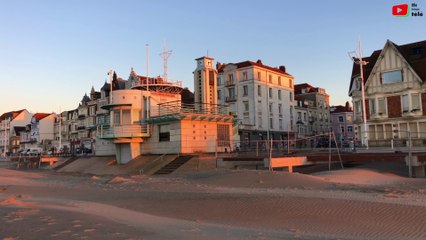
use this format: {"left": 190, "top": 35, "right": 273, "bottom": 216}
{"left": 1, "top": 0, "right": 425, "bottom": 114}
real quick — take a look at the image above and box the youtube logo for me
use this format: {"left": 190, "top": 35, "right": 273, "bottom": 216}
{"left": 392, "top": 4, "right": 409, "bottom": 16}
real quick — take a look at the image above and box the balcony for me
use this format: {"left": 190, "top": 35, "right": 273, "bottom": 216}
{"left": 225, "top": 79, "right": 235, "bottom": 86}
{"left": 225, "top": 96, "right": 237, "bottom": 102}
{"left": 99, "top": 124, "right": 150, "bottom": 139}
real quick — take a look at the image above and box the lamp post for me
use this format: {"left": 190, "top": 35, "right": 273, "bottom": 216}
{"left": 349, "top": 38, "right": 369, "bottom": 149}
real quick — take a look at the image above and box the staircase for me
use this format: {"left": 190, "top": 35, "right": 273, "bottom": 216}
{"left": 52, "top": 156, "right": 79, "bottom": 171}
{"left": 154, "top": 155, "right": 192, "bottom": 175}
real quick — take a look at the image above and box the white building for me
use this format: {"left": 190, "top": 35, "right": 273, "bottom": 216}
{"left": 99, "top": 69, "right": 233, "bottom": 164}
{"left": 20, "top": 113, "right": 56, "bottom": 151}
{"left": 217, "top": 59, "right": 295, "bottom": 143}
{"left": 0, "top": 109, "right": 33, "bottom": 155}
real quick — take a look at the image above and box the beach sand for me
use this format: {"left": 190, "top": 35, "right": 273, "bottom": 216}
{"left": 1, "top": 160, "right": 426, "bottom": 240}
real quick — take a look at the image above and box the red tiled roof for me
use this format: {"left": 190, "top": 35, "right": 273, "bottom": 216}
{"left": 217, "top": 60, "right": 293, "bottom": 77}
{"left": 349, "top": 40, "right": 426, "bottom": 95}
{"left": 0, "top": 109, "right": 26, "bottom": 121}
{"left": 33, "top": 113, "right": 51, "bottom": 121}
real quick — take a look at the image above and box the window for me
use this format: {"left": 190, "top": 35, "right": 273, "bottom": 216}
{"left": 243, "top": 101, "right": 249, "bottom": 112}
{"left": 297, "top": 112, "right": 302, "bottom": 120}
{"left": 258, "top": 85, "right": 261, "bottom": 96}
{"left": 228, "top": 74, "right": 234, "bottom": 81}
{"left": 217, "top": 124, "right": 230, "bottom": 147}
{"left": 289, "top": 79, "right": 293, "bottom": 88}
{"left": 258, "top": 116, "right": 262, "bottom": 128}
{"left": 242, "top": 72, "right": 248, "bottom": 81}
{"left": 269, "top": 75, "right": 272, "bottom": 83}
{"left": 279, "top": 119, "right": 283, "bottom": 129}
{"left": 278, "top": 77, "right": 281, "bottom": 85}
{"left": 378, "top": 98, "right": 386, "bottom": 114}
{"left": 257, "top": 72, "right": 261, "bottom": 81}
{"left": 243, "top": 86, "right": 248, "bottom": 96}
{"left": 338, "top": 116, "right": 344, "bottom": 122}
{"left": 348, "top": 126, "right": 353, "bottom": 133}
{"left": 122, "top": 110, "right": 131, "bottom": 125}
{"left": 369, "top": 99, "right": 376, "bottom": 115}
{"left": 278, "top": 90, "right": 282, "bottom": 100}
{"left": 269, "top": 88, "right": 272, "bottom": 98}
{"left": 228, "top": 88, "right": 235, "bottom": 98}
{"left": 303, "top": 112, "right": 307, "bottom": 121}
{"left": 217, "top": 90, "right": 222, "bottom": 100}
{"left": 113, "top": 111, "right": 120, "bottom": 126}
{"left": 217, "top": 77, "right": 222, "bottom": 85}
{"left": 412, "top": 93, "right": 420, "bottom": 110}
{"left": 355, "top": 100, "right": 361, "bottom": 113}
{"left": 278, "top": 104, "right": 282, "bottom": 114}
{"left": 341, "top": 126, "right": 345, "bottom": 133}
{"left": 269, "top": 103, "right": 273, "bottom": 112}
{"left": 159, "top": 124, "right": 170, "bottom": 142}
{"left": 290, "top": 92, "right": 293, "bottom": 101}
{"left": 402, "top": 94, "right": 409, "bottom": 112}
{"left": 347, "top": 115, "right": 352, "bottom": 122}
{"left": 382, "top": 70, "right": 403, "bottom": 84}
{"left": 270, "top": 118, "right": 274, "bottom": 129}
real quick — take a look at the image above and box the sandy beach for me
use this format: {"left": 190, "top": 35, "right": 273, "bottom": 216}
{"left": 1, "top": 159, "right": 426, "bottom": 240}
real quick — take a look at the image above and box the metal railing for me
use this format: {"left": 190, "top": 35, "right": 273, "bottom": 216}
{"left": 152, "top": 101, "right": 230, "bottom": 117}
{"left": 99, "top": 123, "right": 150, "bottom": 138}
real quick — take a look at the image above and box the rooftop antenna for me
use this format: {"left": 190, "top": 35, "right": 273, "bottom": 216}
{"left": 146, "top": 44, "right": 149, "bottom": 91}
{"left": 159, "top": 41, "right": 172, "bottom": 83}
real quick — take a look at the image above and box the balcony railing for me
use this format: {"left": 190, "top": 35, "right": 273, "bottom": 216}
{"left": 225, "top": 79, "right": 235, "bottom": 86}
{"left": 99, "top": 124, "right": 150, "bottom": 139}
{"left": 152, "top": 101, "right": 230, "bottom": 116}
{"left": 225, "top": 96, "right": 237, "bottom": 102}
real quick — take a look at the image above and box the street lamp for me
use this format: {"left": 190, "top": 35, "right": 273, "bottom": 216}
{"left": 349, "top": 38, "right": 369, "bottom": 149}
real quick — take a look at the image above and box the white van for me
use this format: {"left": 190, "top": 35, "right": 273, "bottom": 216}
{"left": 25, "top": 148, "right": 42, "bottom": 155}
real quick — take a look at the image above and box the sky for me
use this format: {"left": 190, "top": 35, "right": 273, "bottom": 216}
{"left": 1, "top": 0, "right": 425, "bottom": 114}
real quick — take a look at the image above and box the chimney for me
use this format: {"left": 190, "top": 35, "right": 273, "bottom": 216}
{"left": 279, "top": 65, "right": 286, "bottom": 73}
{"left": 256, "top": 59, "right": 262, "bottom": 64}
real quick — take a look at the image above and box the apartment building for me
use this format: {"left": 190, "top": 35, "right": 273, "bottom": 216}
{"left": 294, "top": 83, "right": 330, "bottom": 136}
{"left": 20, "top": 113, "right": 56, "bottom": 151}
{"left": 0, "top": 109, "right": 32, "bottom": 155}
{"left": 216, "top": 59, "right": 294, "bottom": 142}
{"left": 349, "top": 40, "right": 426, "bottom": 147}
{"left": 330, "top": 102, "right": 354, "bottom": 142}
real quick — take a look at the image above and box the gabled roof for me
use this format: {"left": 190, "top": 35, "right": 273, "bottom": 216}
{"left": 101, "top": 82, "right": 111, "bottom": 91}
{"left": 217, "top": 59, "right": 293, "bottom": 77}
{"left": 33, "top": 113, "right": 51, "bottom": 121}
{"left": 0, "top": 109, "right": 26, "bottom": 121}
{"left": 349, "top": 39, "right": 426, "bottom": 95}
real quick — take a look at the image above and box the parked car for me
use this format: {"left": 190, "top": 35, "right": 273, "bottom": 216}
{"left": 76, "top": 147, "right": 92, "bottom": 154}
